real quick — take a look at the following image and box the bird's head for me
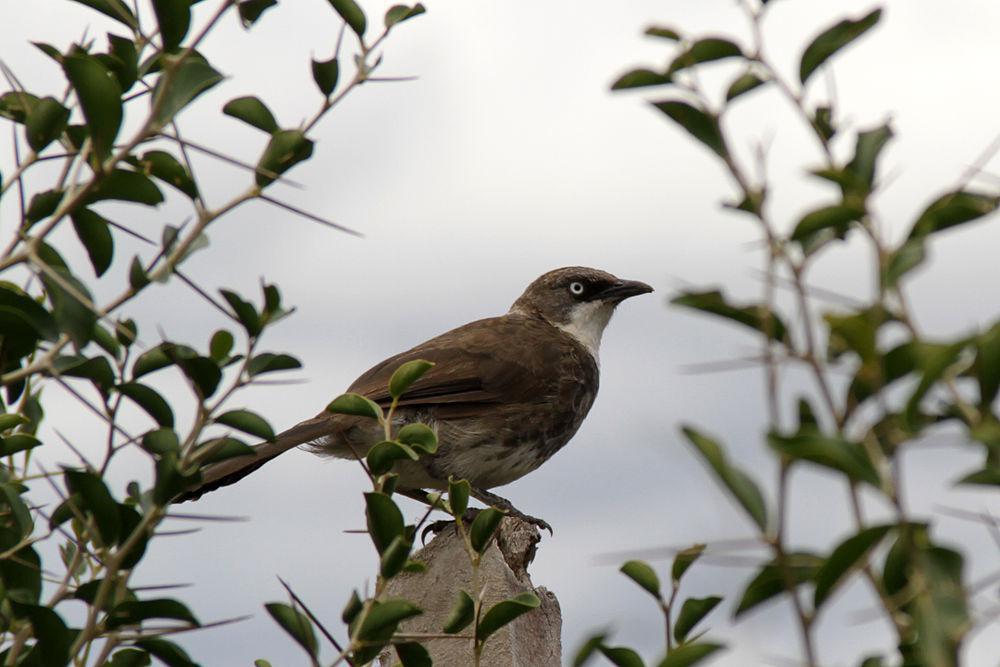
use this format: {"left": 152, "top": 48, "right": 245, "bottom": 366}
{"left": 509, "top": 267, "right": 653, "bottom": 357}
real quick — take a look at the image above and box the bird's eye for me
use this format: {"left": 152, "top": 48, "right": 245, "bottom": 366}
{"left": 568, "top": 281, "right": 585, "bottom": 296}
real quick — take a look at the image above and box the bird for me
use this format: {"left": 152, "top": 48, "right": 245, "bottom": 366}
{"left": 177, "top": 267, "right": 652, "bottom": 528}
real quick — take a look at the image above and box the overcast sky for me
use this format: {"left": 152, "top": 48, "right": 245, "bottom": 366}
{"left": 3, "top": 0, "right": 1000, "bottom": 665}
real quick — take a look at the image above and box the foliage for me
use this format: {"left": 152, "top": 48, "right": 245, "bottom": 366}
{"left": 0, "top": 1, "right": 543, "bottom": 665}
{"left": 582, "top": 2, "right": 999, "bottom": 666}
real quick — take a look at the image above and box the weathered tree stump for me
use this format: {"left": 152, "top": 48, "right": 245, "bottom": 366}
{"left": 378, "top": 517, "right": 561, "bottom": 666}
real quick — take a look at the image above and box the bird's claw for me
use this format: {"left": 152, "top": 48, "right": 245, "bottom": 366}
{"left": 470, "top": 486, "right": 553, "bottom": 536}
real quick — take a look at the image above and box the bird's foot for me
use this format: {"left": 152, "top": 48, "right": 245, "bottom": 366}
{"left": 471, "top": 487, "right": 553, "bottom": 535}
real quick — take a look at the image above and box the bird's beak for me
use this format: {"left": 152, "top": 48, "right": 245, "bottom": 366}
{"left": 597, "top": 279, "right": 654, "bottom": 301}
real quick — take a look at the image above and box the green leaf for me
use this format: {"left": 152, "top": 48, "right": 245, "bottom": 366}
{"left": 88, "top": 168, "right": 165, "bottom": 205}
{"left": 903, "top": 341, "right": 966, "bottom": 428}
{"left": 265, "top": 603, "right": 317, "bottom": 659}
{"left": 328, "top": 0, "right": 366, "bottom": 37}
{"left": 311, "top": 57, "right": 339, "bottom": 96}
{"left": 912, "top": 545, "right": 968, "bottom": 666}
{"left": 215, "top": 409, "right": 275, "bottom": 441}
{"left": 389, "top": 359, "right": 435, "bottom": 399}
{"left": 42, "top": 268, "right": 96, "bottom": 348}
{"left": 26, "top": 96, "right": 70, "bottom": 152}
{"left": 394, "top": 642, "right": 432, "bottom": 667}
{"left": 54, "top": 354, "right": 116, "bottom": 395}
{"left": 956, "top": 466, "right": 1000, "bottom": 486}
{"left": 799, "top": 8, "right": 882, "bottom": 84}
{"left": 223, "top": 96, "right": 279, "bottom": 133}
{"left": 398, "top": 422, "right": 438, "bottom": 453}
{"left": 63, "top": 52, "right": 123, "bottom": 161}
{"left": 11, "top": 604, "right": 71, "bottom": 666}
{"left": 470, "top": 507, "right": 505, "bottom": 553}
{"left": 219, "top": 289, "right": 261, "bottom": 335}
{"left": 975, "top": 323, "right": 1000, "bottom": 407}
{"left": 341, "top": 590, "right": 363, "bottom": 623}
{"left": 68, "top": 0, "right": 138, "bottom": 29}
{"left": 657, "top": 642, "right": 725, "bottom": 667}
{"left": 672, "top": 544, "right": 706, "bottom": 583}
{"left": 106, "top": 33, "right": 139, "bottom": 91}
{"left": 652, "top": 100, "right": 727, "bottom": 158}
{"left": 255, "top": 129, "right": 314, "bottom": 186}
{"left": 64, "top": 469, "right": 121, "bottom": 545}
{"left": 107, "top": 598, "right": 199, "bottom": 628}
{"left": 70, "top": 208, "right": 114, "bottom": 276}
{"left": 448, "top": 477, "right": 470, "bottom": 517}
{"left": 109, "top": 649, "right": 152, "bottom": 667}
{"left": 135, "top": 150, "right": 199, "bottom": 199}
{"left": 846, "top": 123, "right": 893, "bottom": 193}
{"left": 0, "top": 433, "right": 41, "bottom": 457}
{"left": 93, "top": 322, "right": 122, "bottom": 359}
{"left": 117, "top": 382, "right": 175, "bottom": 427}
{"left": 327, "top": 392, "right": 383, "bottom": 420}
{"left": 2, "top": 484, "right": 37, "bottom": 539}
{"left": 0, "top": 413, "right": 29, "bottom": 431}
{"left": 248, "top": 352, "right": 301, "bottom": 376}
{"left": 736, "top": 553, "right": 822, "bottom": 617}
{"left": 209, "top": 329, "right": 235, "bottom": 362}
{"left": 814, "top": 525, "right": 893, "bottom": 608}
{"left": 598, "top": 645, "right": 645, "bottom": 667}
{"left": 908, "top": 190, "right": 998, "bottom": 240}
{"left": 379, "top": 535, "right": 412, "bottom": 579}
{"left": 0, "top": 91, "right": 39, "bottom": 123}
{"left": 151, "top": 55, "right": 224, "bottom": 127}
{"left": 152, "top": 0, "right": 191, "bottom": 52}
{"left": 358, "top": 598, "right": 422, "bottom": 639}
{"left": 141, "top": 428, "right": 180, "bottom": 456}
{"left": 791, "top": 203, "right": 864, "bottom": 243}
{"left": 883, "top": 238, "right": 925, "bottom": 288}
{"left": 477, "top": 592, "right": 540, "bottom": 641}
{"left": 367, "top": 440, "right": 419, "bottom": 476}
{"left": 682, "top": 426, "right": 768, "bottom": 531}
{"left": 813, "top": 105, "right": 836, "bottom": 141}
{"left": 134, "top": 639, "right": 197, "bottom": 667}
{"left": 672, "top": 289, "right": 788, "bottom": 343}
{"left": 195, "top": 436, "right": 255, "bottom": 464}
{"left": 673, "top": 596, "right": 722, "bottom": 644}
{"left": 668, "top": 38, "right": 743, "bottom": 74}
{"left": 132, "top": 342, "right": 180, "bottom": 379}
{"left": 129, "top": 255, "right": 150, "bottom": 290}
{"left": 0, "top": 535, "right": 42, "bottom": 602}
{"left": 0, "top": 283, "right": 59, "bottom": 356}
{"left": 238, "top": 0, "right": 278, "bottom": 27}
{"left": 25, "top": 189, "right": 63, "bottom": 224}
{"left": 442, "top": 590, "right": 474, "bottom": 633}
{"left": 645, "top": 26, "right": 680, "bottom": 40}
{"left": 365, "top": 492, "right": 405, "bottom": 553}
{"left": 824, "top": 307, "right": 887, "bottom": 362}
{"left": 620, "top": 560, "right": 661, "bottom": 598}
{"left": 385, "top": 3, "right": 426, "bottom": 28}
{"left": 611, "top": 69, "right": 671, "bottom": 90}
{"left": 725, "top": 71, "right": 766, "bottom": 101}
{"left": 767, "top": 432, "right": 881, "bottom": 487}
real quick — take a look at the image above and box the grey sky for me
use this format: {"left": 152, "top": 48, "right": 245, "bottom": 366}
{"left": 2, "top": 0, "right": 1000, "bottom": 664}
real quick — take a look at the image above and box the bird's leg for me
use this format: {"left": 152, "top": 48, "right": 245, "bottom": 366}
{"left": 471, "top": 487, "right": 553, "bottom": 535}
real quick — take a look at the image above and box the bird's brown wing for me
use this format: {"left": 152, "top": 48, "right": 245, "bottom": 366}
{"left": 343, "top": 315, "right": 557, "bottom": 416}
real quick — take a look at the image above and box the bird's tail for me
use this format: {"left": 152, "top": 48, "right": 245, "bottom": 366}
{"left": 173, "top": 415, "right": 336, "bottom": 503}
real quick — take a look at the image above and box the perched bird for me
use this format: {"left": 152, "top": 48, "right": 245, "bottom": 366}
{"left": 178, "top": 267, "right": 652, "bottom": 528}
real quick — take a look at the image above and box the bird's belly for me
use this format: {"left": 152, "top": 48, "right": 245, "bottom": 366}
{"left": 311, "top": 403, "right": 586, "bottom": 490}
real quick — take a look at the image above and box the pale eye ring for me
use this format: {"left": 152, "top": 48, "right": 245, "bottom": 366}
{"left": 569, "top": 281, "right": 585, "bottom": 296}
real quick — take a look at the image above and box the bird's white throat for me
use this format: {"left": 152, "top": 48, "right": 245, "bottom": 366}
{"left": 554, "top": 301, "right": 615, "bottom": 360}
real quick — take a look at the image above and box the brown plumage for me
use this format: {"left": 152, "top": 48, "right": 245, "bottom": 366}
{"left": 176, "top": 267, "right": 652, "bottom": 519}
